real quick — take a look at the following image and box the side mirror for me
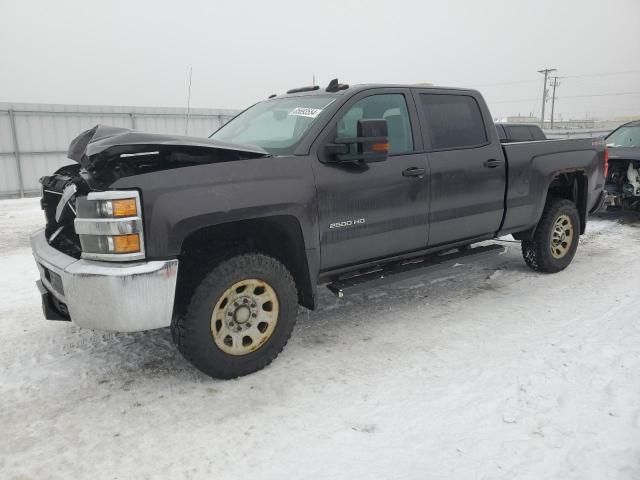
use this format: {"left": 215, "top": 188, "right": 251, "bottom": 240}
{"left": 324, "top": 118, "right": 389, "bottom": 163}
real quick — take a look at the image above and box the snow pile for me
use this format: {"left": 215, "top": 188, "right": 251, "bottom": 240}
{"left": 1, "top": 198, "right": 639, "bottom": 479}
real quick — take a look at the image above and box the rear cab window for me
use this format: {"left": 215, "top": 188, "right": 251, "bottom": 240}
{"left": 418, "top": 93, "right": 488, "bottom": 150}
{"left": 528, "top": 126, "right": 546, "bottom": 140}
{"left": 506, "top": 125, "right": 534, "bottom": 141}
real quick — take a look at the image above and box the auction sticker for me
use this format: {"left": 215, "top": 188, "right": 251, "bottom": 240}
{"left": 289, "top": 107, "right": 323, "bottom": 118}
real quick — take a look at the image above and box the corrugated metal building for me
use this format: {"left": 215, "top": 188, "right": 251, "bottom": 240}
{"left": 0, "top": 103, "right": 239, "bottom": 198}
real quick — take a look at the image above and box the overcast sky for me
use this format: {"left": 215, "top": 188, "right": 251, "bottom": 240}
{"left": 1, "top": 0, "right": 639, "bottom": 120}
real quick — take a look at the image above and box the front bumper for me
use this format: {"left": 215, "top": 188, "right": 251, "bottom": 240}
{"left": 30, "top": 229, "right": 179, "bottom": 332}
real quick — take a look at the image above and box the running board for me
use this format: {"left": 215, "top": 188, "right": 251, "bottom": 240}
{"left": 326, "top": 244, "right": 505, "bottom": 298}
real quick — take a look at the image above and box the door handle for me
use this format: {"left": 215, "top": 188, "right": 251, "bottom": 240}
{"left": 402, "top": 167, "right": 426, "bottom": 178}
{"left": 484, "top": 158, "right": 505, "bottom": 168}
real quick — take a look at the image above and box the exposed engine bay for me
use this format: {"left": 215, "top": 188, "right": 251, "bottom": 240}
{"left": 606, "top": 158, "right": 640, "bottom": 208}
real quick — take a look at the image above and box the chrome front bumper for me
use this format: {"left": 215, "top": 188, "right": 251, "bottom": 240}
{"left": 30, "top": 229, "right": 179, "bottom": 332}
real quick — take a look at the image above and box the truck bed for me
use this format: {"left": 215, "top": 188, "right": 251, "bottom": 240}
{"left": 500, "top": 138, "right": 605, "bottom": 236}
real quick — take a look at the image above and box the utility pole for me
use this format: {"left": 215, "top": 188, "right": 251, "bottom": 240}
{"left": 549, "top": 76, "right": 562, "bottom": 129}
{"left": 537, "top": 68, "right": 556, "bottom": 128}
{"left": 185, "top": 66, "right": 193, "bottom": 136}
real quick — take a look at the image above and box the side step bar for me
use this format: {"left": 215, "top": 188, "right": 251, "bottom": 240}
{"left": 326, "top": 244, "right": 505, "bottom": 298}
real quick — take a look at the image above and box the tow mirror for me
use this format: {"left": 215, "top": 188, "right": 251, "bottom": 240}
{"left": 324, "top": 118, "right": 389, "bottom": 163}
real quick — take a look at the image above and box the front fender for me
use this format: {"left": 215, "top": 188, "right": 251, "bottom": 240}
{"left": 111, "top": 156, "right": 319, "bottom": 258}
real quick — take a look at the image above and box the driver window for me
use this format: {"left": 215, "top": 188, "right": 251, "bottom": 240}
{"left": 336, "top": 94, "right": 414, "bottom": 155}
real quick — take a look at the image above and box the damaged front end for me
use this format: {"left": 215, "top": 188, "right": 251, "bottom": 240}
{"left": 68, "top": 124, "right": 270, "bottom": 188}
{"left": 40, "top": 124, "right": 271, "bottom": 257}
{"left": 605, "top": 147, "right": 640, "bottom": 209}
{"left": 33, "top": 124, "right": 268, "bottom": 330}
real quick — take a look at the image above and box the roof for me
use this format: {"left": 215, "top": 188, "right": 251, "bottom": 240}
{"left": 276, "top": 83, "right": 480, "bottom": 98}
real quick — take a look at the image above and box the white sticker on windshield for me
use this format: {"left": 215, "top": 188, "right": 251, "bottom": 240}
{"left": 289, "top": 107, "right": 323, "bottom": 119}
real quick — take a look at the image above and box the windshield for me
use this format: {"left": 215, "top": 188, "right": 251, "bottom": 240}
{"left": 606, "top": 125, "right": 640, "bottom": 148}
{"left": 210, "top": 95, "right": 336, "bottom": 154}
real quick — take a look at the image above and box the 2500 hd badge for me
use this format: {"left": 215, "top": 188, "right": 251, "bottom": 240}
{"left": 329, "top": 218, "right": 366, "bottom": 229}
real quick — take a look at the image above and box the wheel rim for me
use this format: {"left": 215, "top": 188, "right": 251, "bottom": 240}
{"left": 210, "top": 279, "right": 279, "bottom": 356}
{"left": 550, "top": 214, "right": 574, "bottom": 259}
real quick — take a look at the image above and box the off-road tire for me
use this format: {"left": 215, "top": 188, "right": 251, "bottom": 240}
{"left": 521, "top": 198, "right": 580, "bottom": 273}
{"left": 173, "top": 253, "right": 298, "bottom": 379}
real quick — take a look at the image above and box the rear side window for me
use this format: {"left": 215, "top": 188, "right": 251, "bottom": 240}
{"left": 419, "top": 94, "right": 487, "bottom": 150}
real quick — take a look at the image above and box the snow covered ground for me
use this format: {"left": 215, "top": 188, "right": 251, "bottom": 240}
{"left": 1, "top": 198, "right": 639, "bottom": 480}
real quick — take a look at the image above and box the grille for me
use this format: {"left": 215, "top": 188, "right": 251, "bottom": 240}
{"left": 40, "top": 164, "right": 85, "bottom": 259}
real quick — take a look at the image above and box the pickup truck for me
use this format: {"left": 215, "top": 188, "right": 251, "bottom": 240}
{"left": 31, "top": 80, "right": 607, "bottom": 379}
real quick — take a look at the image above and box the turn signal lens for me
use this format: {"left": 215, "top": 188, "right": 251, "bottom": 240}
{"left": 112, "top": 234, "right": 141, "bottom": 253}
{"left": 112, "top": 198, "right": 138, "bottom": 217}
{"left": 372, "top": 142, "right": 390, "bottom": 153}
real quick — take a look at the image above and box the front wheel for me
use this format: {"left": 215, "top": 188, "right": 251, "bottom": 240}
{"left": 521, "top": 198, "right": 580, "bottom": 273}
{"left": 173, "top": 253, "right": 298, "bottom": 379}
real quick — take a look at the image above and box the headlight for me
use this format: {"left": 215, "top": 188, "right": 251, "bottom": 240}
{"left": 74, "top": 190, "right": 145, "bottom": 261}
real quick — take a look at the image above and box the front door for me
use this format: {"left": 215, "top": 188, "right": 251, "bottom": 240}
{"left": 312, "top": 90, "right": 430, "bottom": 270}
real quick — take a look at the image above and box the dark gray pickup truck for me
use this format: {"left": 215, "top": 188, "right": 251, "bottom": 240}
{"left": 31, "top": 80, "right": 607, "bottom": 378}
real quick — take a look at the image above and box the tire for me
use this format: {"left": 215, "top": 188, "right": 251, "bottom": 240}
{"left": 173, "top": 253, "right": 298, "bottom": 379}
{"left": 521, "top": 198, "right": 580, "bottom": 273}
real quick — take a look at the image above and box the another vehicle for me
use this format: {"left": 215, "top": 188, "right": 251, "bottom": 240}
{"left": 495, "top": 123, "right": 547, "bottom": 142}
{"left": 604, "top": 120, "right": 640, "bottom": 209}
{"left": 31, "top": 80, "right": 607, "bottom": 378}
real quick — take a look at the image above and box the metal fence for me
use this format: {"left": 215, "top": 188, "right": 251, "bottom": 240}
{"left": 544, "top": 129, "right": 611, "bottom": 139}
{"left": 0, "top": 102, "right": 239, "bottom": 198}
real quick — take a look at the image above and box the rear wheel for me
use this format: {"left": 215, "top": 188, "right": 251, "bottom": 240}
{"left": 173, "top": 253, "right": 298, "bottom": 379}
{"left": 521, "top": 198, "right": 580, "bottom": 273}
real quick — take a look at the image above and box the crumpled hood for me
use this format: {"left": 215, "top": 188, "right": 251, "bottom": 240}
{"left": 67, "top": 124, "right": 269, "bottom": 171}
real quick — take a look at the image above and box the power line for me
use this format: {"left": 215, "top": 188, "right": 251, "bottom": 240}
{"left": 473, "top": 79, "right": 539, "bottom": 87}
{"left": 468, "top": 68, "right": 640, "bottom": 89}
{"left": 488, "top": 91, "right": 640, "bottom": 104}
{"left": 564, "top": 69, "right": 640, "bottom": 79}
{"left": 563, "top": 91, "right": 640, "bottom": 99}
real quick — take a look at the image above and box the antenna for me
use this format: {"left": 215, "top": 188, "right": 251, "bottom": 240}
{"left": 185, "top": 66, "right": 193, "bottom": 135}
{"left": 313, "top": 74, "right": 316, "bottom": 86}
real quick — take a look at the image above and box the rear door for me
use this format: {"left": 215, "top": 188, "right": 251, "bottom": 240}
{"left": 414, "top": 90, "right": 506, "bottom": 246}
{"left": 312, "top": 89, "right": 429, "bottom": 270}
